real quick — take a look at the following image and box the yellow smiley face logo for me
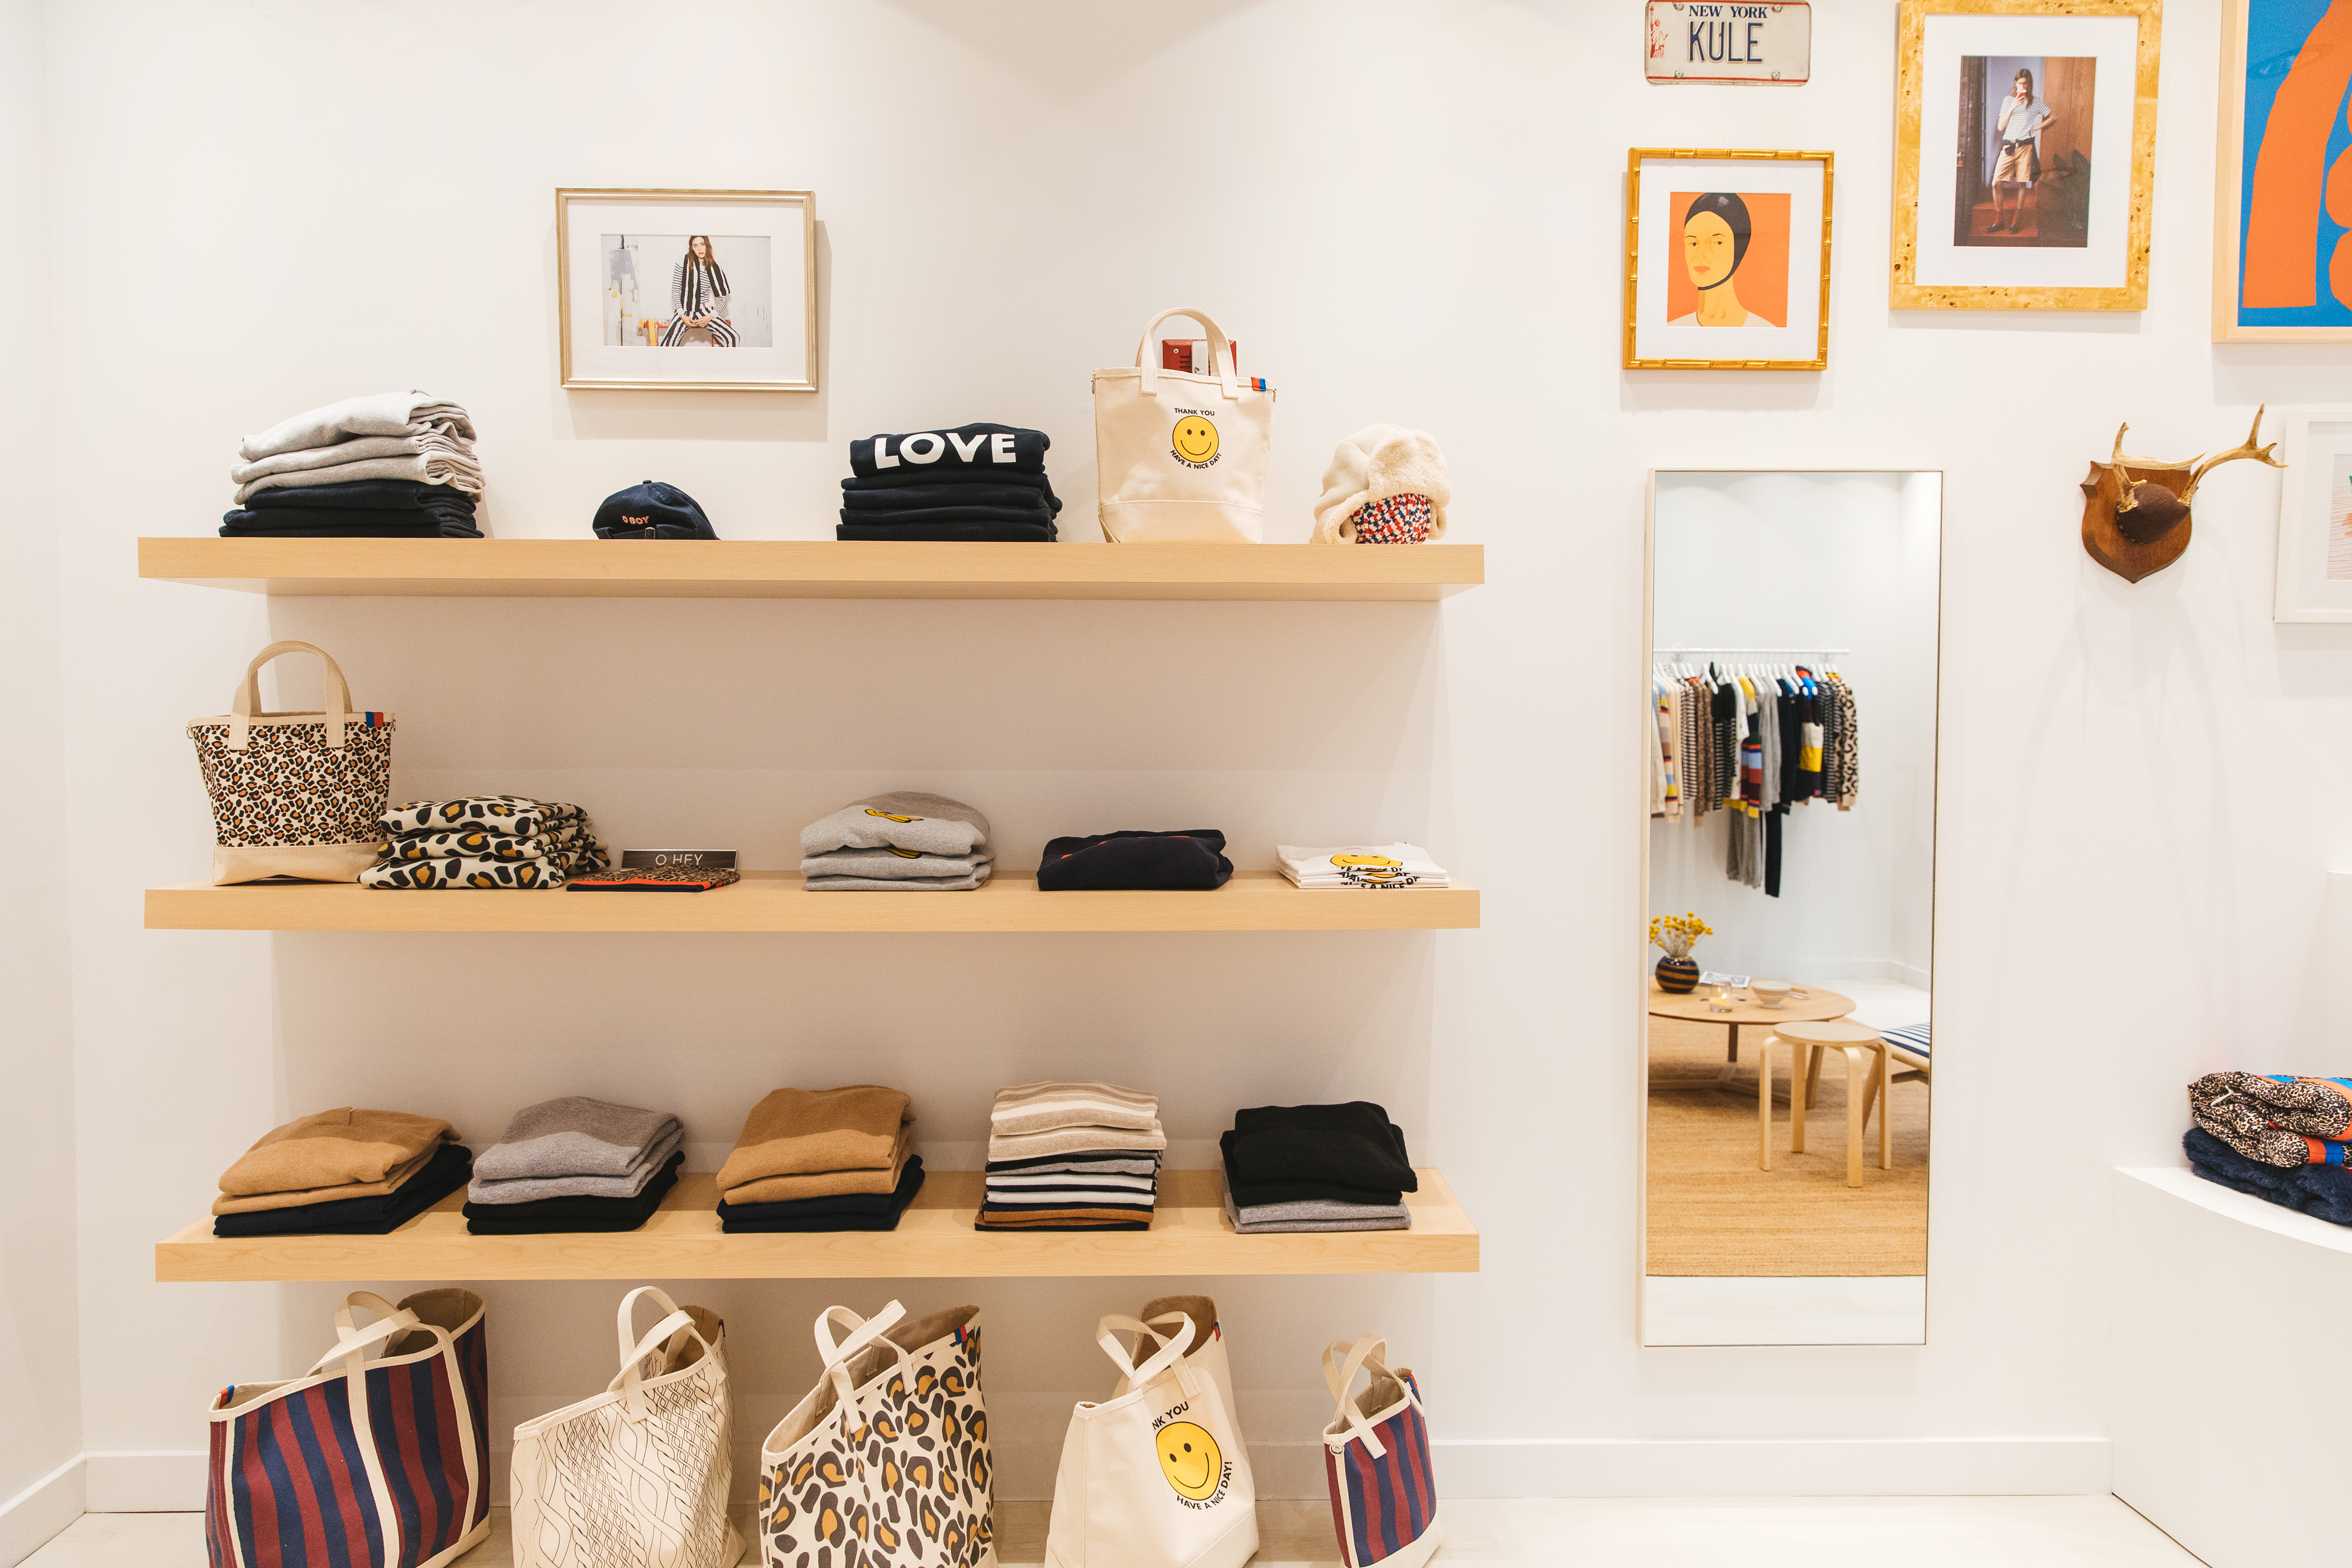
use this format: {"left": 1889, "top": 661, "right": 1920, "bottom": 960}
{"left": 1156, "top": 1422, "right": 1223, "bottom": 1500}
{"left": 1329, "top": 855, "right": 1403, "bottom": 869}
{"left": 1172, "top": 417, "right": 1219, "bottom": 464}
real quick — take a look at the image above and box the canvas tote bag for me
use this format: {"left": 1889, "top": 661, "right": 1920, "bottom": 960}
{"left": 510, "top": 1287, "right": 740, "bottom": 1568}
{"left": 757, "top": 1300, "right": 993, "bottom": 1567}
{"left": 1043, "top": 1311, "right": 1258, "bottom": 1568}
{"left": 189, "top": 640, "right": 394, "bottom": 885}
{"left": 1091, "top": 307, "right": 1274, "bottom": 544}
{"left": 206, "top": 1289, "right": 490, "bottom": 1568}
{"left": 1319, "top": 1334, "right": 1440, "bottom": 1568}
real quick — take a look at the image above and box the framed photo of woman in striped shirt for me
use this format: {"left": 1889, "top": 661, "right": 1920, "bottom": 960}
{"left": 557, "top": 188, "right": 816, "bottom": 391}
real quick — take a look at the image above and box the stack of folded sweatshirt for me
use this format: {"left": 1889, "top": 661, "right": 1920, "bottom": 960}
{"left": 222, "top": 391, "right": 483, "bottom": 538}
{"left": 462, "top": 1097, "right": 684, "bottom": 1234}
{"left": 1221, "top": 1101, "right": 1417, "bottom": 1233}
{"left": 212, "top": 1108, "right": 470, "bottom": 1237}
{"left": 979, "top": 1080, "right": 1163, "bottom": 1231}
{"left": 837, "top": 423, "right": 1060, "bottom": 543}
{"left": 800, "top": 791, "right": 993, "bottom": 891}
{"left": 362, "top": 796, "right": 610, "bottom": 889}
{"left": 2185, "top": 1071, "right": 2352, "bottom": 1226}
{"left": 1277, "top": 843, "right": 1452, "bottom": 890}
{"left": 1037, "top": 830, "right": 1232, "bottom": 890}
{"left": 715, "top": 1086, "right": 923, "bottom": 1232}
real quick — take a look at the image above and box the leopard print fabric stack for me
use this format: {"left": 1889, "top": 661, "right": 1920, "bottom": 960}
{"left": 361, "top": 796, "right": 610, "bottom": 890}
{"left": 2188, "top": 1071, "right": 2352, "bottom": 1167}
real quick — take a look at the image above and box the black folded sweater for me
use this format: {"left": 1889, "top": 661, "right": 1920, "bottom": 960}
{"left": 850, "top": 422, "right": 1048, "bottom": 478}
{"left": 837, "top": 519, "right": 1056, "bottom": 543}
{"left": 1222, "top": 1102, "right": 1419, "bottom": 1207}
{"left": 719, "top": 1161, "right": 926, "bottom": 1233}
{"left": 841, "top": 482, "right": 1060, "bottom": 516}
{"left": 1038, "top": 830, "right": 1232, "bottom": 891}
{"left": 212, "top": 1144, "right": 474, "bottom": 1237}
{"left": 244, "top": 479, "right": 477, "bottom": 512}
{"left": 462, "top": 1152, "right": 683, "bottom": 1234}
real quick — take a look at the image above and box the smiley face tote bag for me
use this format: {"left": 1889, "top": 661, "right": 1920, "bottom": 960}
{"left": 1091, "top": 307, "right": 1274, "bottom": 544}
{"left": 1319, "top": 1335, "right": 1440, "bottom": 1568}
{"left": 1044, "top": 1312, "right": 1258, "bottom": 1568}
{"left": 757, "top": 1300, "right": 993, "bottom": 1567}
{"left": 189, "top": 640, "right": 394, "bottom": 885}
{"left": 510, "top": 1288, "right": 739, "bottom": 1568}
{"left": 206, "top": 1290, "right": 490, "bottom": 1568}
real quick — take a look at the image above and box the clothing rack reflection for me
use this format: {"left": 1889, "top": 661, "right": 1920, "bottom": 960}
{"left": 1650, "top": 654, "right": 1861, "bottom": 895}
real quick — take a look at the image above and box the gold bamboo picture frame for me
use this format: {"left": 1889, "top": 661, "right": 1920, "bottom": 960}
{"left": 556, "top": 188, "right": 818, "bottom": 391}
{"left": 1889, "top": 0, "right": 2160, "bottom": 311}
{"left": 1624, "top": 149, "right": 1835, "bottom": 371}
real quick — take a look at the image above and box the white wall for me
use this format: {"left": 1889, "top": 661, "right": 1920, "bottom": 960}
{"left": 0, "top": 0, "right": 86, "bottom": 1557}
{"left": 22, "top": 0, "right": 2350, "bottom": 1516}
{"left": 1650, "top": 471, "right": 1941, "bottom": 984}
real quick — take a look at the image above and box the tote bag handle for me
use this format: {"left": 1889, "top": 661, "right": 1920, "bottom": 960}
{"left": 609, "top": 1286, "right": 714, "bottom": 1423}
{"left": 1096, "top": 1312, "right": 1202, "bottom": 1399}
{"left": 1133, "top": 307, "right": 1240, "bottom": 401}
{"left": 1322, "top": 1333, "right": 1419, "bottom": 1459}
{"left": 227, "top": 640, "right": 359, "bottom": 752}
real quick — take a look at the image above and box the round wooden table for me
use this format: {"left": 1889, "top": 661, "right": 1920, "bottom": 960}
{"left": 1647, "top": 979, "right": 1855, "bottom": 1170}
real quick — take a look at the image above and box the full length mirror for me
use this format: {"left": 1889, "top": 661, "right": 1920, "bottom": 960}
{"left": 1642, "top": 470, "right": 1941, "bottom": 1347}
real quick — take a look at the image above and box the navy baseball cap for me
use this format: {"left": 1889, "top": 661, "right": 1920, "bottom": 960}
{"left": 593, "top": 480, "right": 719, "bottom": 540}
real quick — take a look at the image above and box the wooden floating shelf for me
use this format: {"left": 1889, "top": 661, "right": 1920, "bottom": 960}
{"left": 156, "top": 1170, "right": 1477, "bottom": 1282}
{"left": 143, "top": 870, "right": 1478, "bottom": 933}
{"left": 136, "top": 539, "right": 1484, "bottom": 602}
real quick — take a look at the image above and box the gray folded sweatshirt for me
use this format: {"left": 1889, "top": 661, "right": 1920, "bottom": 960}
{"left": 800, "top": 846, "right": 994, "bottom": 879}
{"left": 1223, "top": 1191, "right": 1412, "bottom": 1232}
{"left": 799, "top": 791, "right": 991, "bottom": 858}
{"left": 468, "top": 1126, "right": 684, "bottom": 1205}
{"left": 806, "top": 864, "right": 994, "bottom": 892}
{"left": 469, "top": 1096, "right": 682, "bottom": 1182}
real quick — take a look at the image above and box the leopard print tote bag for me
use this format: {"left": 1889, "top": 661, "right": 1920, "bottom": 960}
{"left": 189, "top": 641, "right": 394, "bottom": 885}
{"left": 757, "top": 1300, "right": 994, "bottom": 1567}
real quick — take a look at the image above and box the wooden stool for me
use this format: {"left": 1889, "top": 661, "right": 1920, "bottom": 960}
{"left": 1775, "top": 1020, "right": 1890, "bottom": 1188}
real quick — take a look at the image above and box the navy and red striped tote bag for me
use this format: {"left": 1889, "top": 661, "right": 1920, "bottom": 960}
{"left": 1320, "top": 1334, "right": 1440, "bottom": 1568}
{"left": 207, "top": 1289, "right": 490, "bottom": 1568}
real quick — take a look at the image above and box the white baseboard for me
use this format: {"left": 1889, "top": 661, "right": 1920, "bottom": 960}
{"left": 0, "top": 1456, "right": 86, "bottom": 1568}
{"left": 82, "top": 1451, "right": 206, "bottom": 1514}
{"left": 1427, "top": 1437, "right": 2110, "bottom": 1496}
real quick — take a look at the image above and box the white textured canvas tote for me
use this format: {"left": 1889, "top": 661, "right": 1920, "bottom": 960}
{"left": 1091, "top": 307, "right": 1274, "bottom": 543}
{"left": 510, "top": 1287, "right": 740, "bottom": 1568}
{"left": 757, "top": 1300, "right": 993, "bottom": 1567}
{"left": 1043, "top": 1311, "right": 1258, "bottom": 1568}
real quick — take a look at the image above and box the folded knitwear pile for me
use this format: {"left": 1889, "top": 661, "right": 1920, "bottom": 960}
{"left": 800, "top": 791, "right": 993, "bottom": 891}
{"left": 211, "top": 1108, "right": 470, "bottom": 1237}
{"left": 838, "top": 423, "right": 1060, "bottom": 542}
{"left": 980, "top": 1080, "right": 1163, "bottom": 1231}
{"left": 2185, "top": 1071, "right": 2352, "bottom": 1225}
{"left": 1277, "top": 843, "right": 1452, "bottom": 890}
{"left": 1221, "top": 1101, "right": 1416, "bottom": 1233}
{"left": 1037, "top": 829, "right": 1232, "bottom": 891}
{"left": 222, "top": 391, "right": 483, "bottom": 538}
{"left": 715, "top": 1086, "right": 923, "bottom": 1232}
{"left": 361, "top": 796, "right": 610, "bottom": 889}
{"left": 462, "top": 1097, "right": 683, "bottom": 1234}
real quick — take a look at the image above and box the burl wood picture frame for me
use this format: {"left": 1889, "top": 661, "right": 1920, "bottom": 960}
{"left": 1890, "top": 0, "right": 2161, "bottom": 311}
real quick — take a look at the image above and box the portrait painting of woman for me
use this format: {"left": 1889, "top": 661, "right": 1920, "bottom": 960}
{"left": 1669, "top": 193, "right": 1779, "bottom": 327}
{"left": 1624, "top": 152, "right": 1828, "bottom": 368}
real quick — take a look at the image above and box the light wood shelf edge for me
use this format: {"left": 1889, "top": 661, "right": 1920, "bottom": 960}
{"left": 143, "top": 870, "right": 1480, "bottom": 933}
{"left": 157, "top": 1169, "right": 1478, "bottom": 1281}
{"left": 136, "top": 539, "right": 1484, "bottom": 602}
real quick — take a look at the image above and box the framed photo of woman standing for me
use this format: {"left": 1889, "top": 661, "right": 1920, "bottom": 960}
{"left": 556, "top": 188, "right": 817, "bottom": 391}
{"left": 1623, "top": 149, "right": 1834, "bottom": 370}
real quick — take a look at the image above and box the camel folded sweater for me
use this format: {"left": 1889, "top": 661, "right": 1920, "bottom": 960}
{"left": 717, "top": 1086, "right": 911, "bottom": 1190}
{"left": 215, "top": 1106, "right": 454, "bottom": 1206}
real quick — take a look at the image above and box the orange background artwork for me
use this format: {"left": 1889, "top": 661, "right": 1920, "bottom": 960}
{"left": 1666, "top": 190, "right": 1791, "bottom": 327}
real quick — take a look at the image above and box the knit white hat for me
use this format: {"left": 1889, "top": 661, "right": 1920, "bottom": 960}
{"left": 1311, "top": 424, "right": 1450, "bottom": 544}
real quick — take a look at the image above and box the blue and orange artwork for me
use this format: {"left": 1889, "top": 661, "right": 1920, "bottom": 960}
{"left": 2237, "top": 0, "right": 2352, "bottom": 325}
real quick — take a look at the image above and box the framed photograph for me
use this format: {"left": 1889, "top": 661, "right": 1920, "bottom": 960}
{"left": 1890, "top": 0, "right": 2160, "bottom": 311}
{"left": 2216, "top": 0, "right": 2352, "bottom": 341}
{"left": 556, "top": 188, "right": 816, "bottom": 391}
{"left": 2273, "top": 406, "right": 2352, "bottom": 620}
{"left": 1623, "top": 149, "right": 1833, "bottom": 370}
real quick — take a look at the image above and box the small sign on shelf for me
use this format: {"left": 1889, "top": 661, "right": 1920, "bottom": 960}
{"left": 1646, "top": 2, "right": 1811, "bottom": 85}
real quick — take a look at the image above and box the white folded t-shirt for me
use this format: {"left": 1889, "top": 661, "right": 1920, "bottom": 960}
{"left": 1276, "top": 843, "right": 1450, "bottom": 889}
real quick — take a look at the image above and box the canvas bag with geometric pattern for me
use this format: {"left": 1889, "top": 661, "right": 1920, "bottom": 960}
{"left": 757, "top": 1300, "right": 994, "bottom": 1567}
{"left": 205, "top": 1289, "right": 490, "bottom": 1568}
{"left": 1319, "top": 1334, "right": 1440, "bottom": 1568}
{"left": 188, "top": 640, "right": 394, "bottom": 885}
{"left": 509, "top": 1287, "right": 739, "bottom": 1568}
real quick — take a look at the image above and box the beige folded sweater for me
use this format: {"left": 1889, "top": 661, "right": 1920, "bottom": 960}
{"left": 714, "top": 1085, "right": 911, "bottom": 1193}
{"left": 212, "top": 1143, "right": 446, "bottom": 1216}
{"left": 990, "top": 1080, "right": 1159, "bottom": 1138}
{"left": 217, "top": 1107, "right": 454, "bottom": 1199}
{"left": 723, "top": 1125, "right": 914, "bottom": 1206}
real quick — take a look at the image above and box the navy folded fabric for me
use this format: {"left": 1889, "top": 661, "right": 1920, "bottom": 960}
{"left": 843, "top": 468, "right": 1059, "bottom": 503}
{"left": 2184, "top": 1129, "right": 2352, "bottom": 1226}
{"left": 841, "top": 484, "right": 1058, "bottom": 515}
{"left": 211, "top": 1144, "right": 472, "bottom": 1237}
{"left": 720, "top": 1162, "right": 925, "bottom": 1232}
{"left": 1037, "top": 830, "right": 1232, "bottom": 891}
{"left": 222, "top": 514, "right": 483, "bottom": 539}
{"left": 1223, "top": 1101, "right": 1417, "bottom": 1207}
{"left": 462, "top": 1152, "right": 682, "bottom": 1234}
{"left": 836, "top": 520, "right": 1056, "bottom": 543}
{"left": 243, "top": 479, "right": 478, "bottom": 512}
